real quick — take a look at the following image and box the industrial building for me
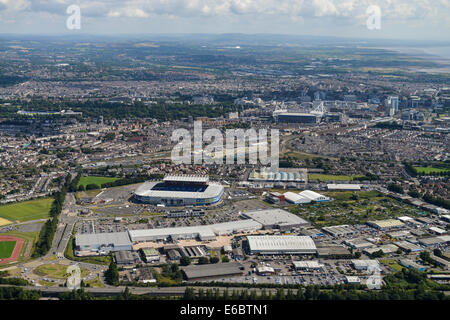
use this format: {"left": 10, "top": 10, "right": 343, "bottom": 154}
{"left": 128, "top": 219, "right": 263, "bottom": 243}
{"left": 141, "top": 248, "right": 160, "bottom": 263}
{"left": 394, "top": 241, "right": 423, "bottom": 253}
{"left": 292, "top": 261, "right": 324, "bottom": 271}
{"left": 419, "top": 235, "right": 450, "bottom": 247}
{"left": 351, "top": 260, "right": 380, "bottom": 271}
{"left": 344, "top": 238, "right": 374, "bottom": 250}
{"left": 241, "top": 208, "right": 310, "bottom": 230}
{"left": 363, "top": 244, "right": 398, "bottom": 256}
{"left": 327, "top": 184, "right": 361, "bottom": 191}
{"left": 322, "top": 225, "right": 356, "bottom": 237}
{"left": 75, "top": 232, "right": 133, "bottom": 254}
{"left": 249, "top": 168, "right": 307, "bottom": 183}
{"left": 246, "top": 235, "right": 317, "bottom": 255}
{"left": 399, "top": 259, "right": 426, "bottom": 272}
{"left": 133, "top": 175, "right": 224, "bottom": 206}
{"left": 181, "top": 262, "right": 244, "bottom": 281}
{"left": 367, "top": 219, "right": 405, "bottom": 230}
{"left": 114, "top": 250, "right": 140, "bottom": 265}
{"left": 283, "top": 190, "right": 330, "bottom": 204}
{"left": 316, "top": 245, "right": 352, "bottom": 258}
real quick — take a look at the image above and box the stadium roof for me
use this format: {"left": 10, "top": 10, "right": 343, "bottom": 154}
{"left": 242, "top": 209, "right": 310, "bottom": 228}
{"left": 134, "top": 181, "right": 223, "bottom": 199}
{"left": 247, "top": 235, "right": 316, "bottom": 252}
{"left": 163, "top": 175, "right": 209, "bottom": 183}
{"left": 75, "top": 232, "right": 131, "bottom": 247}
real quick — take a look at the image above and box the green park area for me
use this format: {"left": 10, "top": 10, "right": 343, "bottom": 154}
{"left": 309, "top": 174, "right": 365, "bottom": 181}
{"left": 414, "top": 166, "right": 450, "bottom": 174}
{"left": 289, "top": 191, "right": 424, "bottom": 227}
{"left": 0, "top": 241, "right": 16, "bottom": 259}
{"left": 77, "top": 176, "right": 120, "bottom": 188}
{"left": 33, "top": 263, "right": 89, "bottom": 280}
{"left": 0, "top": 198, "right": 53, "bottom": 222}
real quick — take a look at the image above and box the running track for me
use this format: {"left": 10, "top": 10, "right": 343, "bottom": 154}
{"left": 0, "top": 235, "right": 24, "bottom": 264}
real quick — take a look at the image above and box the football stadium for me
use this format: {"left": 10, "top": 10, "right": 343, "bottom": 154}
{"left": 133, "top": 175, "right": 224, "bottom": 206}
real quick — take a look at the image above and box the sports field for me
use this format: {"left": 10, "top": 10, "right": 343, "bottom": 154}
{"left": 414, "top": 166, "right": 450, "bottom": 174}
{"left": 0, "top": 241, "right": 16, "bottom": 259}
{"left": 77, "top": 176, "right": 119, "bottom": 188}
{"left": 0, "top": 217, "right": 11, "bottom": 226}
{"left": 0, "top": 198, "right": 53, "bottom": 222}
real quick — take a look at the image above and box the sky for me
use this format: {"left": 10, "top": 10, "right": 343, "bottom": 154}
{"left": 0, "top": 0, "right": 449, "bottom": 41}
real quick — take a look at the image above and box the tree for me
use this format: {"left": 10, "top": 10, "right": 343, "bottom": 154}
{"left": 104, "top": 259, "right": 119, "bottom": 286}
{"left": 210, "top": 256, "right": 220, "bottom": 264}
{"left": 198, "top": 257, "right": 209, "bottom": 265}
{"left": 183, "top": 287, "right": 196, "bottom": 300}
{"left": 180, "top": 256, "right": 191, "bottom": 266}
{"left": 433, "top": 249, "right": 443, "bottom": 258}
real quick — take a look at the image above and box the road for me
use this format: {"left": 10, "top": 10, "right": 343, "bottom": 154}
{"left": 0, "top": 284, "right": 283, "bottom": 297}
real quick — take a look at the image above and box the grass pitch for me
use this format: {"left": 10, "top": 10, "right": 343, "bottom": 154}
{"left": 77, "top": 176, "right": 119, "bottom": 188}
{"left": 0, "top": 241, "right": 16, "bottom": 259}
{"left": 0, "top": 198, "right": 53, "bottom": 222}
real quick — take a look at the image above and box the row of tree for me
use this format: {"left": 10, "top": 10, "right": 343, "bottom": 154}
{"left": 32, "top": 175, "right": 70, "bottom": 257}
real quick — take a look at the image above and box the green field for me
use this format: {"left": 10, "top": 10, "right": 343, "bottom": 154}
{"left": 0, "top": 198, "right": 53, "bottom": 222}
{"left": 414, "top": 166, "right": 450, "bottom": 174}
{"left": 77, "top": 176, "right": 119, "bottom": 188}
{"left": 0, "top": 241, "right": 16, "bottom": 259}
{"left": 289, "top": 191, "right": 423, "bottom": 227}
{"left": 309, "top": 174, "right": 364, "bottom": 181}
{"left": 33, "top": 263, "right": 89, "bottom": 280}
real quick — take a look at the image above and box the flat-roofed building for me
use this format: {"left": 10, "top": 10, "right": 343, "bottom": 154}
{"left": 316, "top": 245, "right": 352, "bottom": 258}
{"left": 345, "top": 276, "right": 361, "bottom": 285}
{"left": 367, "top": 219, "right": 405, "bottom": 230}
{"left": 363, "top": 244, "right": 398, "bottom": 256}
{"left": 128, "top": 219, "right": 263, "bottom": 243}
{"left": 400, "top": 259, "right": 426, "bottom": 272}
{"left": 114, "top": 250, "right": 140, "bottom": 265}
{"left": 241, "top": 208, "right": 310, "bottom": 230}
{"left": 322, "top": 225, "right": 356, "bottom": 237}
{"left": 351, "top": 259, "right": 380, "bottom": 271}
{"left": 344, "top": 238, "right": 374, "bottom": 250}
{"left": 327, "top": 184, "right": 361, "bottom": 191}
{"left": 181, "top": 262, "right": 244, "bottom": 281}
{"left": 430, "top": 254, "right": 450, "bottom": 270}
{"left": 293, "top": 261, "right": 324, "bottom": 271}
{"left": 75, "top": 232, "right": 132, "bottom": 254}
{"left": 419, "top": 235, "right": 450, "bottom": 247}
{"left": 247, "top": 235, "right": 317, "bottom": 255}
{"left": 394, "top": 241, "right": 424, "bottom": 253}
{"left": 141, "top": 248, "right": 160, "bottom": 263}
{"left": 429, "top": 227, "right": 447, "bottom": 235}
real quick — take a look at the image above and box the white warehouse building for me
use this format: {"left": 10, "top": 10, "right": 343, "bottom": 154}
{"left": 128, "top": 219, "right": 263, "bottom": 243}
{"left": 246, "top": 235, "right": 317, "bottom": 255}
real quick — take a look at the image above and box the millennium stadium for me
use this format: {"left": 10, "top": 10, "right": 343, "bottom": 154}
{"left": 133, "top": 175, "right": 224, "bottom": 206}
